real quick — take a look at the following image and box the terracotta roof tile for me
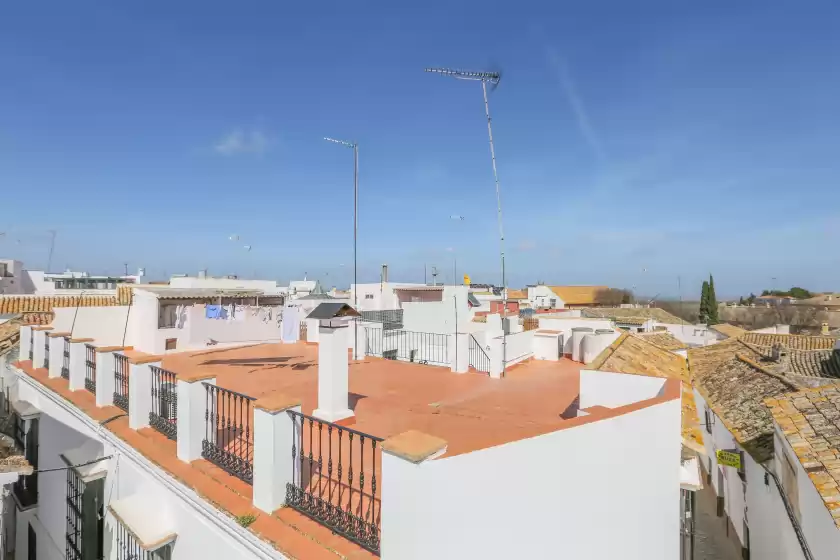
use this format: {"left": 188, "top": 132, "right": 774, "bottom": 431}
{"left": 636, "top": 331, "right": 689, "bottom": 352}
{"left": 548, "top": 286, "right": 610, "bottom": 306}
{"left": 767, "top": 385, "right": 840, "bottom": 527}
{"left": 582, "top": 307, "right": 688, "bottom": 325}
{"left": 710, "top": 323, "right": 748, "bottom": 339}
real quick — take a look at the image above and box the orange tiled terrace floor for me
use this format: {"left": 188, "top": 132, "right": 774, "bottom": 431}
{"left": 15, "top": 347, "right": 583, "bottom": 559}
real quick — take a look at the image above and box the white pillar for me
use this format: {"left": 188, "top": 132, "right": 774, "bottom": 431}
{"left": 352, "top": 320, "right": 367, "bottom": 361}
{"left": 95, "top": 349, "right": 118, "bottom": 407}
{"left": 380, "top": 430, "right": 447, "bottom": 559}
{"left": 129, "top": 359, "right": 158, "bottom": 430}
{"left": 305, "top": 318, "right": 319, "bottom": 343}
{"left": 448, "top": 333, "right": 469, "bottom": 373}
{"left": 47, "top": 333, "right": 69, "bottom": 378}
{"left": 252, "top": 394, "right": 301, "bottom": 513}
{"left": 19, "top": 326, "right": 32, "bottom": 363}
{"left": 177, "top": 374, "right": 216, "bottom": 463}
{"left": 488, "top": 335, "right": 504, "bottom": 379}
{"left": 68, "top": 339, "right": 93, "bottom": 391}
{"left": 32, "top": 327, "right": 52, "bottom": 369}
{"left": 313, "top": 319, "right": 354, "bottom": 423}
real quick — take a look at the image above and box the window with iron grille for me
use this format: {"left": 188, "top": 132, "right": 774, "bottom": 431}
{"left": 150, "top": 366, "right": 177, "bottom": 440}
{"left": 13, "top": 415, "right": 38, "bottom": 509}
{"left": 158, "top": 304, "right": 178, "bottom": 329}
{"left": 66, "top": 468, "right": 105, "bottom": 560}
{"left": 113, "top": 518, "right": 173, "bottom": 560}
{"left": 44, "top": 335, "right": 50, "bottom": 370}
{"left": 62, "top": 337, "right": 71, "bottom": 379}
{"left": 85, "top": 344, "right": 97, "bottom": 394}
{"left": 113, "top": 354, "right": 129, "bottom": 413}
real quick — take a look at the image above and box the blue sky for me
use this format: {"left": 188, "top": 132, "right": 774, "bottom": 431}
{"left": 1, "top": 1, "right": 839, "bottom": 298}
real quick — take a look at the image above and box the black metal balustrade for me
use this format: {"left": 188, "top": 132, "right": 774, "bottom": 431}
{"left": 468, "top": 334, "right": 491, "bottom": 374}
{"left": 66, "top": 467, "right": 104, "bottom": 560}
{"left": 150, "top": 366, "right": 177, "bottom": 440}
{"left": 113, "top": 354, "right": 129, "bottom": 412}
{"left": 202, "top": 383, "right": 255, "bottom": 483}
{"left": 29, "top": 329, "right": 33, "bottom": 361}
{"left": 115, "top": 519, "right": 172, "bottom": 560}
{"left": 44, "top": 335, "right": 50, "bottom": 370}
{"left": 61, "top": 337, "right": 70, "bottom": 379}
{"left": 360, "top": 309, "right": 403, "bottom": 330}
{"left": 286, "top": 410, "right": 383, "bottom": 554}
{"left": 364, "top": 328, "right": 449, "bottom": 366}
{"left": 84, "top": 344, "right": 96, "bottom": 393}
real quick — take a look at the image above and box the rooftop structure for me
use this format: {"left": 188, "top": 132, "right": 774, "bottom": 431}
{"left": 709, "top": 323, "right": 748, "bottom": 339}
{"left": 582, "top": 306, "right": 689, "bottom": 325}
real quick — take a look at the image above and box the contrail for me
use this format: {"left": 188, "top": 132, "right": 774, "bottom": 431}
{"left": 547, "top": 48, "right": 607, "bottom": 163}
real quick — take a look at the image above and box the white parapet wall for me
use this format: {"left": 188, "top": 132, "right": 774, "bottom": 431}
{"left": 381, "top": 378, "right": 681, "bottom": 559}
{"left": 579, "top": 369, "right": 667, "bottom": 409}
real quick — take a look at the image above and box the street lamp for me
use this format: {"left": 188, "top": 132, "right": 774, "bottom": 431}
{"left": 426, "top": 67, "right": 508, "bottom": 375}
{"left": 324, "top": 137, "right": 359, "bottom": 353}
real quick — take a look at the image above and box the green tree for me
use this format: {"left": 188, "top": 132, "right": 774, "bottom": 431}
{"left": 708, "top": 274, "right": 719, "bottom": 324}
{"left": 738, "top": 296, "right": 745, "bottom": 305}
{"left": 699, "top": 281, "right": 710, "bottom": 322}
{"left": 788, "top": 287, "right": 813, "bottom": 299}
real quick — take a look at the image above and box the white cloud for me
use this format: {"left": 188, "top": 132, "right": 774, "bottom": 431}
{"left": 213, "top": 128, "right": 269, "bottom": 156}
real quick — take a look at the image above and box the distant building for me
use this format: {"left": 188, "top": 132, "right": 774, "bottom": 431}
{"left": 526, "top": 285, "right": 613, "bottom": 310}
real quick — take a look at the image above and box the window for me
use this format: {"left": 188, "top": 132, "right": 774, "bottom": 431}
{"left": 66, "top": 469, "right": 104, "bottom": 560}
{"left": 13, "top": 414, "right": 38, "bottom": 509}
{"left": 704, "top": 407, "right": 713, "bottom": 434}
{"left": 549, "top": 298, "right": 557, "bottom": 307}
{"left": 158, "top": 304, "right": 178, "bottom": 328}
{"left": 28, "top": 524, "right": 36, "bottom": 560}
{"left": 165, "top": 338, "right": 177, "bottom": 351}
{"left": 781, "top": 451, "right": 800, "bottom": 521}
{"left": 365, "top": 294, "right": 374, "bottom": 300}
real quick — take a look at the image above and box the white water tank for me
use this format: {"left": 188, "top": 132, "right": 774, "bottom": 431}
{"left": 582, "top": 329, "right": 620, "bottom": 364}
{"left": 571, "top": 327, "right": 593, "bottom": 362}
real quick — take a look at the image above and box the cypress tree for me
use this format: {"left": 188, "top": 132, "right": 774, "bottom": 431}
{"left": 708, "top": 275, "right": 719, "bottom": 324}
{"left": 700, "top": 281, "right": 710, "bottom": 323}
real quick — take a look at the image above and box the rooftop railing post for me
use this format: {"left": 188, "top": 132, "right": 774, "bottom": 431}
{"left": 32, "top": 327, "right": 52, "bottom": 369}
{"left": 448, "top": 333, "right": 469, "bottom": 373}
{"left": 47, "top": 332, "right": 70, "bottom": 378}
{"left": 351, "top": 319, "right": 367, "bottom": 361}
{"left": 19, "top": 326, "right": 33, "bottom": 363}
{"left": 488, "top": 336, "right": 504, "bottom": 379}
{"left": 94, "top": 347, "right": 120, "bottom": 408}
{"left": 128, "top": 358, "right": 157, "bottom": 430}
{"left": 177, "top": 373, "right": 216, "bottom": 463}
{"left": 380, "top": 430, "right": 448, "bottom": 558}
{"left": 68, "top": 339, "right": 94, "bottom": 391}
{"left": 252, "top": 393, "right": 301, "bottom": 514}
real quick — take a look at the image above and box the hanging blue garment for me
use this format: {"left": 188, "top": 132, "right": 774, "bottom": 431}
{"left": 206, "top": 305, "right": 222, "bottom": 319}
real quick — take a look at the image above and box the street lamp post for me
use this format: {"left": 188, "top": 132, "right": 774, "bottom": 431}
{"left": 426, "top": 67, "right": 508, "bottom": 375}
{"left": 324, "top": 137, "right": 359, "bottom": 354}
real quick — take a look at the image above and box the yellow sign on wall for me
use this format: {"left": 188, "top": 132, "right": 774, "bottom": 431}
{"left": 716, "top": 449, "right": 742, "bottom": 469}
{"left": 463, "top": 274, "right": 471, "bottom": 286}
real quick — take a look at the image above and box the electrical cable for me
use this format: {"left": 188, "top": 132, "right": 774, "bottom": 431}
{"left": 34, "top": 454, "right": 113, "bottom": 474}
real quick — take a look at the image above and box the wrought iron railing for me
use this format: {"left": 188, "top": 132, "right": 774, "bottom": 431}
{"left": 113, "top": 354, "right": 129, "bottom": 412}
{"left": 150, "top": 366, "right": 177, "bottom": 440}
{"left": 468, "top": 334, "right": 491, "bottom": 373}
{"left": 28, "top": 329, "right": 33, "bottom": 361}
{"left": 84, "top": 344, "right": 96, "bottom": 394}
{"left": 61, "top": 337, "right": 70, "bottom": 379}
{"left": 286, "top": 410, "right": 383, "bottom": 554}
{"left": 114, "top": 518, "right": 172, "bottom": 560}
{"left": 360, "top": 309, "right": 403, "bottom": 330}
{"left": 364, "top": 328, "right": 449, "bottom": 366}
{"left": 44, "top": 334, "right": 50, "bottom": 370}
{"left": 202, "top": 383, "right": 255, "bottom": 483}
{"left": 66, "top": 468, "right": 84, "bottom": 560}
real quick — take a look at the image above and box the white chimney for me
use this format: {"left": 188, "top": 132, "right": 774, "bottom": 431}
{"left": 313, "top": 317, "right": 355, "bottom": 423}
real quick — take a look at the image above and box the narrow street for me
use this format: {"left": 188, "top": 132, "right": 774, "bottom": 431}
{"left": 692, "top": 483, "right": 742, "bottom": 560}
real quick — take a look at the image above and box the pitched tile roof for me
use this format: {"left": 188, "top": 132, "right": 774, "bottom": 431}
{"left": 710, "top": 323, "right": 747, "bottom": 339}
{"left": 548, "top": 286, "right": 610, "bottom": 306}
{"left": 589, "top": 333, "right": 703, "bottom": 452}
{"left": 0, "top": 315, "right": 22, "bottom": 357}
{"left": 689, "top": 340, "right": 802, "bottom": 461}
{"left": 637, "top": 331, "right": 689, "bottom": 352}
{"left": 0, "top": 287, "right": 132, "bottom": 315}
{"left": 582, "top": 307, "right": 688, "bottom": 325}
{"left": 741, "top": 332, "right": 838, "bottom": 351}
{"left": 766, "top": 386, "right": 840, "bottom": 527}
{"left": 506, "top": 289, "right": 527, "bottom": 300}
